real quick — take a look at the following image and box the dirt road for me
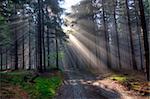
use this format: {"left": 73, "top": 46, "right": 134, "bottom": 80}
{"left": 55, "top": 46, "right": 120, "bottom": 99}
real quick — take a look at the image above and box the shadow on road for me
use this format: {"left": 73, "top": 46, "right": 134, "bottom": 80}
{"left": 55, "top": 68, "right": 121, "bottom": 99}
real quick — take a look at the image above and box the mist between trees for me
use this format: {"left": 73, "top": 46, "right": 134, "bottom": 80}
{"left": 0, "top": 0, "right": 149, "bottom": 80}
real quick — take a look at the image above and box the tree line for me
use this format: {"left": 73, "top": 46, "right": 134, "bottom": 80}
{"left": 0, "top": 0, "right": 149, "bottom": 80}
{"left": 0, "top": 0, "right": 66, "bottom": 72}
{"left": 64, "top": 0, "right": 149, "bottom": 80}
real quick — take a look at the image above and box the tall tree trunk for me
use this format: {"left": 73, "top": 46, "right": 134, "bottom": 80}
{"left": 113, "top": 0, "right": 121, "bottom": 68}
{"left": 41, "top": 0, "right": 46, "bottom": 71}
{"left": 56, "top": 35, "right": 59, "bottom": 69}
{"left": 14, "top": 4, "right": 18, "bottom": 70}
{"left": 22, "top": 6, "right": 25, "bottom": 69}
{"left": 22, "top": 32, "right": 25, "bottom": 69}
{"left": 28, "top": 19, "right": 31, "bottom": 70}
{"left": 134, "top": 0, "right": 144, "bottom": 70}
{"left": 138, "top": 0, "right": 149, "bottom": 81}
{"left": 47, "top": 28, "right": 50, "bottom": 67}
{"left": 9, "top": 48, "right": 12, "bottom": 70}
{"left": 6, "top": 48, "right": 8, "bottom": 70}
{"left": 0, "top": 49, "right": 2, "bottom": 71}
{"left": 102, "top": 0, "right": 111, "bottom": 68}
{"left": 125, "top": 0, "right": 137, "bottom": 70}
{"left": 46, "top": 7, "right": 50, "bottom": 68}
{"left": 37, "top": 0, "right": 43, "bottom": 72}
{"left": 14, "top": 31, "right": 18, "bottom": 70}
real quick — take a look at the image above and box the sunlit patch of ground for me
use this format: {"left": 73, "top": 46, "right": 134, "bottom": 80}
{"left": 91, "top": 70, "right": 150, "bottom": 99}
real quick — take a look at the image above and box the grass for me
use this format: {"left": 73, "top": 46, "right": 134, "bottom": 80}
{"left": 0, "top": 70, "right": 63, "bottom": 99}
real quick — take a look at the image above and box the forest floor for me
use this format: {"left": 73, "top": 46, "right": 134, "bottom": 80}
{"left": 0, "top": 70, "right": 63, "bottom": 99}
{"left": 55, "top": 45, "right": 150, "bottom": 99}
{"left": 0, "top": 68, "right": 149, "bottom": 99}
{"left": 94, "top": 70, "right": 150, "bottom": 99}
{"left": 55, "top": 64, "right": 150, "bottom": 99}
{"left": 0, "top": 81, "right": 29, "bottom": 99}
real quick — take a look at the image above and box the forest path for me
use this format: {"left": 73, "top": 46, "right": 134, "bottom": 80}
{"left": 55, "top": 46, "right": 120, "bottom": 99}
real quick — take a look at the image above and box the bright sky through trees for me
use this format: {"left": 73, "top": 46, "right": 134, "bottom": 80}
{"left": 61, "top": 0, "right": 81, "bottom": 12}
{"left": 61, "top": 0, "right": 82, "bottom": 33}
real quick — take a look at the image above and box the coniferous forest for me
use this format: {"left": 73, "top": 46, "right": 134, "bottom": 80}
{"left": 0, "top": 0, "right": 150, "bottom": 99}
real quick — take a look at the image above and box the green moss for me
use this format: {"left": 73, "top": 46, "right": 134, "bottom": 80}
{"left": 110, "top": 75, "right": 128, "bottom": 83}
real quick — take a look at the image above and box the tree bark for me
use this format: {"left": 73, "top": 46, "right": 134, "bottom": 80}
{"left": 102, "top": 0, "right": 111, "bottom": 68}
{"left": 28, "top": 19, "right": 31, "bottom": 70}
{"left": 41, "top": 0, "right": 46, "bottom": 71}
{"left": 56, "top": 35, "right": 59, "bottom": 69}
{"left": 47, "top": 28, "right": 50, "bottom": 67}
{"left": 0, "top": 49, "right": 2, "bottom": 71}
{"left": 138, "top": 0, "right": 149, "bottom": 81}
{"left": 134, "top": 0, "right": 144, "bottom": 70}
{"left": 113, "top": 0, "right": 121, "bottom": 68}
{"left": 37, "top": 0, "right": 43, "bottom": 72}
{"left": 125, "top": 0, "right": 137, "bottom": 70}
{"left": 6, "top": 48, "right": 8, "bottom": 70}
{"left": 14, "top": 4, "right": 18, "bottom": 70}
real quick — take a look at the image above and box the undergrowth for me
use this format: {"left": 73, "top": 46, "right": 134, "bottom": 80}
{"left": 0, "top": 71, "right": 63, "bottom": 99}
